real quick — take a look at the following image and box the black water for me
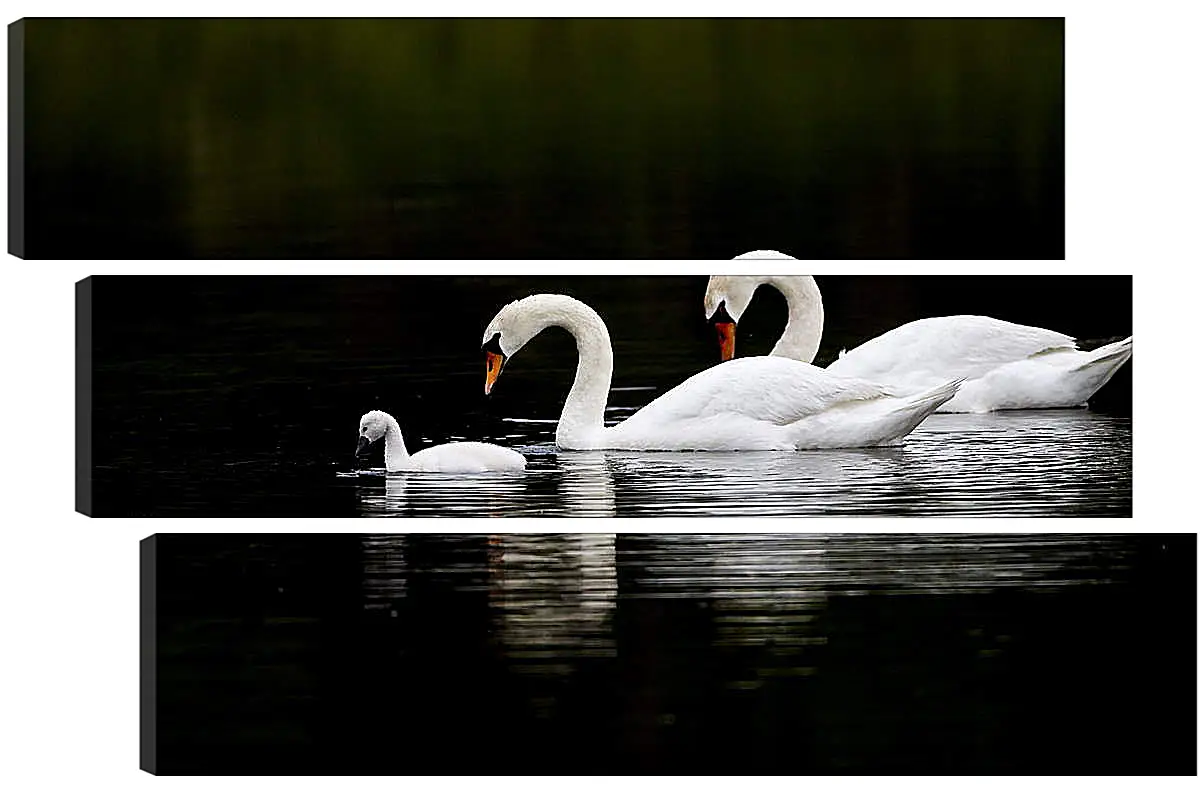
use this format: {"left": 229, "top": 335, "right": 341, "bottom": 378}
{"left": 86, "top": 276, "right": 1132, "bottom": 517}
{"left": 147, "top": 533, "right": 1196, "bottom": 775}
{"left": 22, "top": 18, "right": 1063, "bottom": 259}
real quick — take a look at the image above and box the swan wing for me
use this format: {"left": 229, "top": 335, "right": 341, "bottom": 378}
{"left": 826, "top": 315, "right": 1076, "bottom": 389}
{"left": 621, "top": 356, "right": 889, "bottom": 429}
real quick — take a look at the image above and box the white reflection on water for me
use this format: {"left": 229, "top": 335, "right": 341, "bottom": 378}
{"left": 360, "top": 532, "right": 1140, "bottom": 676}
{"left": 558, "top": 452, "right": 617, "bottom": 516}
{"left": 360, "top": 532, "right": 618, "bottom": 715}
{"left": 351, "top": 410, "right": 1129, "bottom": 516}
{"left": 620, "top": 533, "right": 1138, "bottom": 690}
{"left": 362, "top": 533, "right": 408, "bottom": 609}
{"left": 355, "top": 452, "right": 615, "bottom": 517}
{"left": 347, "top": 532, "right": 1171, "bottom": 772}
{"left": 623, "top": 533, "right": 1135, "bottom": 597}
{"left": 487, "top": 534, "right": 618, "bottom": 673}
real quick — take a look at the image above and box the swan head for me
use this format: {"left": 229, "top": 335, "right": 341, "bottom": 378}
{"left": 704, "top": 275, "right": 761, "bottom": 323}
{"left": 704, "top": 276, "right": 762, "bottom": 361}
{"left": 356, "top": 410, "right": 393, "bottom": 456}
{"left": 481, "top": 294, "right": 562, "bottom": 395}
{"left": 711, "top": 251, "right": 798, "bottom": 321}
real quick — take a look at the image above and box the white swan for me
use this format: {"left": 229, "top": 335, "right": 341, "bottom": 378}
{"left": 355, "top": 410, "right": 526, "bottom": 472}
{"left": 481, "top": 294, "right": 961, "bottom": 450}
{"left": 707, "top": 259, "right": 1133, "bottom": 413}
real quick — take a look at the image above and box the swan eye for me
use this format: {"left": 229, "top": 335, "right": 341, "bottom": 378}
{"left": 361, "top": 426, "right": 367, "bottom": 433}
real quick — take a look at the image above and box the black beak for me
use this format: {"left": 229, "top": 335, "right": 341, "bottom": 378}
{"left": 355, "top": 436, "right": 372, "bottom": 458}
{"left": 709, "top": 301, "right": 735, "bottom": 324}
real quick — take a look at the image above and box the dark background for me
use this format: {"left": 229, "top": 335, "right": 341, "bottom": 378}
{"left": 19, "top": 18, "right": 1063, "bottom": 258}
{"left": 83, "top": 275, "right": 1132, "bottom": 516}
{"left": 144, "top": 533, "right": 1196, "bottom": 775}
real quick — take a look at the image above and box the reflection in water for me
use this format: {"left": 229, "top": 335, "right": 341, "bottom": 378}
{"left": 356, "top": 451, "right": 615, "bottom": 516}
{"left": 360, "top": 532, "right": 618, "bottom": 724}
{"left": 623, "top": 532, "right": 1137, "bottom": 597}
{"left": 352, "top": 410, "right": 1131, "bottom": 516}
{"left": 351, "top": 532, "right": 1185, "bottom": 775}
{"left": 155, "top": 533, "right": 1190, "bottom": 774}
{"left": 488, "top": 534, "right": 618, "bottom": 674}
{"left": 619, "top": 533, "right": 1141, "bottom": 683}
{"left": 485, "top": 534, "right": 618, "bottom": 725}
{"left": 362, "top": 531, "right": 1143, "bottom": 672}
{"left": 357, "top": 472, "right": 532, "bottom": 517}
{"left": 557, "top": 451, "right": 616, "bottom": 516}
{"left": 362, "top": 533, "right": 408, "bottom": 610}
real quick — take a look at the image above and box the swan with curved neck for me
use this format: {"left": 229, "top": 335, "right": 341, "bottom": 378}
{"left": 482, "top": 293, "right": 961, "bottom": 451}
{"left": 355, "top": 410, "right": 526, "bottom": 472}
{"left": 707, "top": 255, "right": 1134, "bottom": 413}
{"left": 706, "top": 274, "right": 824, "bottom": 362}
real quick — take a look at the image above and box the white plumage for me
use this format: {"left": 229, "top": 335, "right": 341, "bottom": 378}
{"left": 357, "top": 410, "right": 526, "bottom": 473}
{"left": 707, "top": 265, "right": 1133, "bottom": 413}
{"left": 482, "top": 294, "right": 959, "bottom": 451}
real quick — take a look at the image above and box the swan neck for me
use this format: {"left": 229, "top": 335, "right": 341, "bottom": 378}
{"left": 766, "top": 276, "right": 823, "bottom": 363}
{"left": 541, "top": 298, "right": 613, "bottom": 447}
{"left": 382, "top": 415, "right": 410, "bottom": 471}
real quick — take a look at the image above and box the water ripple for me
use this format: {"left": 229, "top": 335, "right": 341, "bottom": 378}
{"left": 352, "top": 410, "right": 1130, "bottom": 516}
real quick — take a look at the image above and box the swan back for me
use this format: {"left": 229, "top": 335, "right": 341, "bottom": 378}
{"left": 625, "top": 357, "right": 888, "bottom": 429}
{"left": 409, "top": 441, "right": 527, "bottom": 473}
{"left": 608, "top": 356, "right": 951, "bottom": 451}
{"left": 827, "top": 315, "right": 1078, "bottom": 389}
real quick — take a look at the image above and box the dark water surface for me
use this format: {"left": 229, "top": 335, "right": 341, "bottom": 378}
{"left": 149, "top": 533, "right": 1196, "bottom": 775}
{"left": 87, "top": 276, "right": 1132, "bottom": 517}
{"left": 24, "top": 18, "right": 1063, "bottom": 258}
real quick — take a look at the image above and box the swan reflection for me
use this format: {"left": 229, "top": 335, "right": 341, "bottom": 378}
{"left": 359, "top": 532, "right": 619, "bottom": 668}
{"left": 356, "top": 532, "right": 1143, "bottom": 706}
{"left": 361, "top": 532, "right": 409, "bottom": 609}
{"left": 483, "top": 533, "right": 617, "bottom": 720}
{"left": 624, "top": 534, "right": 832, "bottom": 669}
{"left": 626, "top": 531, "right": 1134, "bottom": 597}
{"left": 356, "top": 472, "right": 531, "bottom": 517}
{"left": 556, "top": 451, "right": 615, "bottom": 516}
{"left": 486, "top": 533, "right": 618, "bottom": 673}
{"left": 622, "top": 532, "right": 1136, "bottom": 672}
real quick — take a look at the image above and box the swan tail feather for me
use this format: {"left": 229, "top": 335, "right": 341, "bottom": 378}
{"left": 1060, "top": 335, "right": 1132, "bottom": 404}
{"left": 788, "top": 379, "right": 961, "bottom": 449}
{"left": 1071, "top": 335, "right": 1133, "bottom": 372}
{"left": 892, "top": 378, "right": 965, "bottom": 414}
{"left": 876, "top": 378, "right": 963, "bottom": 442}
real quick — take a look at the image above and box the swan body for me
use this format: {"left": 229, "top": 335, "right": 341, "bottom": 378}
{"left": 482, "top": 294, "right": 960, "bottom": 451}
{"left": 706, "top": 266, "right": 1134, "bottom": 413}
{"left": 826, "top": 317, "right": 1132, "bottom": 413}
{"left": 356, "top": 410, "right": 526, "bottom": 473}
